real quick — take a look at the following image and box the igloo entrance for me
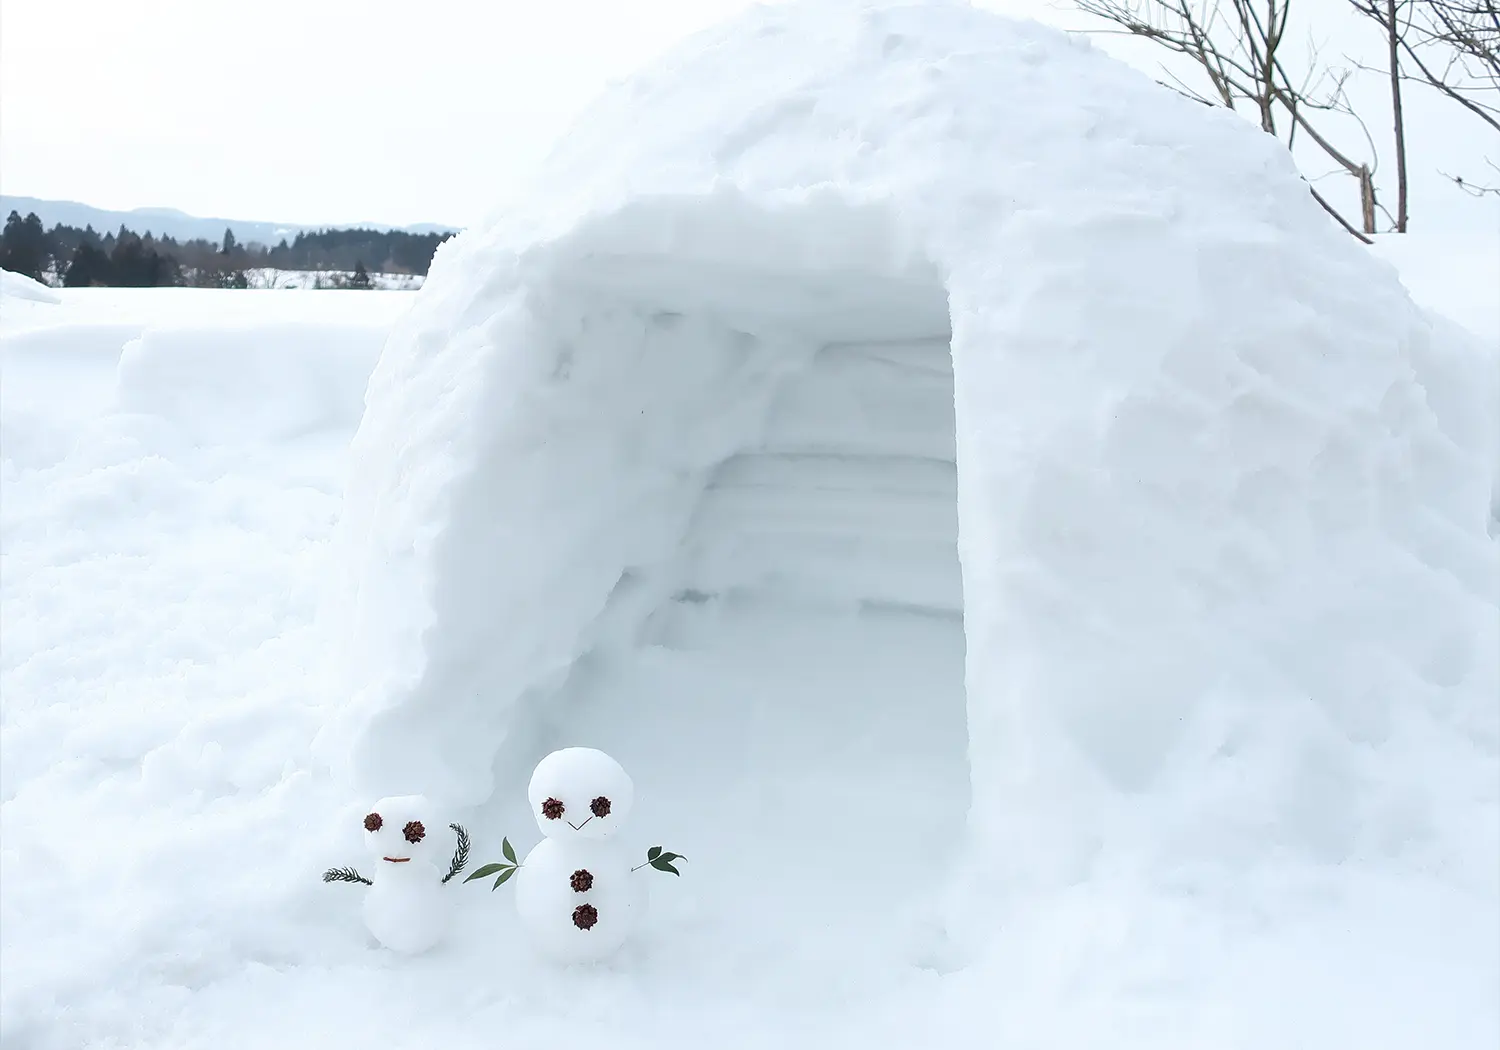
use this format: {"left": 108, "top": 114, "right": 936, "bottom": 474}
{"left": 475, "top": 218, "right": 972, "bottom": 967}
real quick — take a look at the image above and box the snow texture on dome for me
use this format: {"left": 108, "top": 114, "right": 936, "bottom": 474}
{"left": 319, "top": 0, "right": 1498, "bottom": 917}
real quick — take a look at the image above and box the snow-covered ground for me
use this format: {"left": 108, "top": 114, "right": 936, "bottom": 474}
{"left": 2, "top": 1, "right": 1497, "bottom": 1046}
{"left": 1, "top": 253, "right": 1495, "bottom": 1048}
{"left": 1, "top": 287, "right": 418, "bottom": 1047}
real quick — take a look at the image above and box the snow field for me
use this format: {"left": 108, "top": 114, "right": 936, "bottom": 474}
{"left": 116, "top": 323, "right": 387, "bottom": 447}
{"left": 0, "top": 288, "right": 416, "bottom": 1046}
{"left": 0, "top": 285, "right": 418, "bottom": 333}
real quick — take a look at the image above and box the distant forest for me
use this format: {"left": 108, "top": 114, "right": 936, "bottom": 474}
{"left": 0, "top": 210, "right": 455, "bottom": 289}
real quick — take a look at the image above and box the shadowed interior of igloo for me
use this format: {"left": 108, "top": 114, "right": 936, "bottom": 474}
{"left": 472, "top": 205, "right": 974, "bottom": 970}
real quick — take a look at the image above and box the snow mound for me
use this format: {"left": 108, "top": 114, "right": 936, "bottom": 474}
{"left": 0, "top": 269, "right": 61, "bottom": 305}
{"left": 115, "top": 322, "right": 387, "bottom": 446}
{"left": 2, "top": 322, "right": 145, "bottom": 468}
{"left": 321, "top": 0, "right": 1499, "bottom": 1018}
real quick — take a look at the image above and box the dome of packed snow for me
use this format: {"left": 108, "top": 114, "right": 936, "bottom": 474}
{"left": 318, "top": 0, "right": 1498, "bottom": 938}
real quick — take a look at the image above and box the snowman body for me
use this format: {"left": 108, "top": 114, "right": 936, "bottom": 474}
{"left": 358, "top": 794, "right": 451, "bottom": 955}
{"left": 514, "top": 838, "right": 643, "bottom": 962}
{"left": 514, "top": 748, "right": 644, "bottom": 963}
{"left": 363, "top": 858, "right": 449, "bottom": 954}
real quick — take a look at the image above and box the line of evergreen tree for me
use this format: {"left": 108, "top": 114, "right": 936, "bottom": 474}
{"left": 0, "top": 210, "right": 453, "bottom": 289}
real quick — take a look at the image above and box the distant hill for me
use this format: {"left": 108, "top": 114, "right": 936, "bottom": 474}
{"left": 0, "top": 196, "right": 458, "bottom": 246}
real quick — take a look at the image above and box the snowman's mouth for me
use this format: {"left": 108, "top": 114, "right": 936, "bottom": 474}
{"left": 566, "top": 816, "right": 594, "bottom": 831}
{"left": 382, "top": 856, "right": 411, "bottom": 863}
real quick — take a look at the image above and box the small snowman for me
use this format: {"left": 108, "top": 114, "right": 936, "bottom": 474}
{"left": 321, "top": 794, "right": 471, "bottom": 955}
{"left": 467, "top": 748, "right": 683, "bottom": 963}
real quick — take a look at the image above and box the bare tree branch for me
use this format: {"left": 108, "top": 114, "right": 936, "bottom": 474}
{"left": 1444, "top": 158, "right": 1500, "bottom": 194}
{"left": 1345, "top": 0, "right": 1497, "bottom": 217}
{"left": 1350, "top": 0, "right": 1500, "bottom": 133}
{"left": 1386, "top": 0, "right": 1410, "bottom": 230}
{"left": 1311, "top": 184, "right": 1378, "bottom": 240}
{"left": 1072, "top": 0, "right": 1383, "bottom": 236}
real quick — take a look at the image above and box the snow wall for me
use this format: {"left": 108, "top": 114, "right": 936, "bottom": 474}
{"left": 321, "top": 0, "right": 1499, "bottom": 928}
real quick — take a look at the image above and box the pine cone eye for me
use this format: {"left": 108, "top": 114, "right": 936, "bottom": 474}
{"left": 541, "top": 797, "right": 565, "bottom": 820}
{"left": 589, "top": 796, "right": 611, "bottom": 818}
{"left": 363, "top": 812, "right": 382, "bottom": 832}
{"left": 403, "top": 820, "right": 426, "bottom": 844}
{"left": 572, "top": 903, "right": 598, "bottom": 930}
{"left": 570, "top": 869, "right": 594, "bottom": 893}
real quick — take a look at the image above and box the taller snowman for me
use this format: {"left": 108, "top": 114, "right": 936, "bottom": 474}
{"left": 513, "top": 747, "right": 647, "bottom": 962}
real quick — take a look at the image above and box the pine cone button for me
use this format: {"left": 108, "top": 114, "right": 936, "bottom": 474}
{"left": 572, "top": 904, "right": 599, "bottom": 930}
{"left": 570, "top": 869, "right": 594, "bottom": 893}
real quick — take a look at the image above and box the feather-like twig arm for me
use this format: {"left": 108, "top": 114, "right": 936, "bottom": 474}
{"left": 442, "top": 824, "right": 471, "bottom": 884}
{"left": 323, "top": 866, "right": 372, "bottom": 886}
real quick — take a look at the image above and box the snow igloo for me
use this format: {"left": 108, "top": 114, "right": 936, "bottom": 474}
{"left": 322, "top": 0, "right": 1498, "bottom": 975}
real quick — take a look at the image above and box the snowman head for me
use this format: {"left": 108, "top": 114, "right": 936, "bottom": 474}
{"left": 361, "top": 795, "right": 441, "bottom": 868}
{"left": 527, "top": 748, "right": 634, "bottom": 841}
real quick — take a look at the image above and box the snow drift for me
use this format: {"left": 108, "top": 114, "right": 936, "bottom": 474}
{"left": 0, "top": 269, "right": 61, "bottom": 305}
{"left": 116, "top": 322, "right": 387, "bottom": 446}
{"left": 322, "top": 0, "right": 1499, "bottom": 970}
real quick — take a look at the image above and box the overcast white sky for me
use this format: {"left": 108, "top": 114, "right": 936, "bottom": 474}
{"left": 1, "top": 0, "right": 1493, "bottom": 231}
{"left": 0, "top": 0, "right": 776, "bottom": 227}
